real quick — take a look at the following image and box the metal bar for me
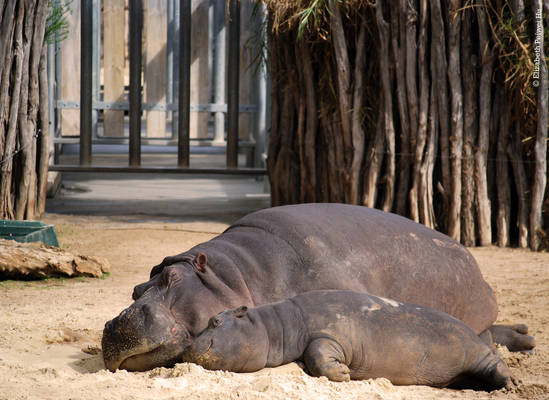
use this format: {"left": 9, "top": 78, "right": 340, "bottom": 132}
{"left": 52, "top": 137, "right": 258, "bottom": 147}
{"left": 254, "top": 3, "right": 270, "bottom": 168}
{"left": 208, "top": 1, "right": 214, "bottom": 100}
{"left": 167, "top": 0, "right": 176, "bottom": 140}
{"left": 129, "top": 0, "right": 143, "bottom": 167}
{"left": 226, "top": 0, "right": 240, "bottom": 168}
{"left": 171, "top": 0, "right": 180, "bottom": 140}
{"left": 80, "top": 0, "right": 93, "bottom": 166}
{"left": 47, "top": 43, "right": 55, "bottom": 148}
{"left": 213, "top": 0, "right": 226, "bottom": 143}
{"left": 50, "top": 165, "right": 267, "bottom": 175}
{"left": 167, "top": 0, "right": 174, "bottom": 106}
{"left": 56, "top": 100, "right": 257, "bottom": 113}
{"left": 53, "top": 33, "right": 62, "bottom": 164}
{"left": 92, "top": 0, "right": 101, "bottom": 138}
{"left": 178, "top": 0, "right": 191, "bottom": 167}
{"left": 54, "top": 33, "right": 62, "bottom": 138}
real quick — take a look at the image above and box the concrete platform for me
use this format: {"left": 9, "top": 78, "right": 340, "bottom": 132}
{"left": 46, "top": 171, "right": 271, "bottom": 225}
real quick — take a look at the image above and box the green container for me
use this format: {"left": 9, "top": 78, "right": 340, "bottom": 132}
{"left": 0, "top": 220, "right": 59, "bottom": 247}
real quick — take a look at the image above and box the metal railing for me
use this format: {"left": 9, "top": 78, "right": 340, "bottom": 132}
{"left": 49, "top": 0, "right": 268, "bottom": 176}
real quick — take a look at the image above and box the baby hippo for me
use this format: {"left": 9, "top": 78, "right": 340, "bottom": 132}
{"left": 182, "top": 290, "right": 517, "bottom": 390}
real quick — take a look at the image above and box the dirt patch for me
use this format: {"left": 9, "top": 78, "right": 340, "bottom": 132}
{"left": 0, "top": 213, "right": 548, "bottom": 400}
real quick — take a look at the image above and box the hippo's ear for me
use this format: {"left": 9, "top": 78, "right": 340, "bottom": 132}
{"left": 234, "top": 306, "right": 248, "bottom": 318}
{"left": 193, "top": 253, "right": 207, "bottom": 273}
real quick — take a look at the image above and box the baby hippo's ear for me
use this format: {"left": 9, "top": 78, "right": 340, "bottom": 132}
{"left": 193, "top": 253, "right": 207, "bottom": 273}
{"left": 234, "top": 306, "right": 248, "bottom": 318}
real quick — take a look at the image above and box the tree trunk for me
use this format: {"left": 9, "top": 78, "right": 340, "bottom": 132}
{"left": 330, "top": 0, "right": 352, "bottom": 202}
{"left": 264, "top": 1, "right": 548, "bottom": 250}
{"left": 430, "top": 0, "right": 450, "bottom": 227}
{"left": 0, "top": 1, "right": 16, "bottom": 159}
{"left": 376, "top": 0, "right": 395, "bottom": 212}
{"left": 37, "top": 43, "right": 49, "bottom": 216}
{"left": 496, "top": 100, "right": 511, "bottom": 247}
{"left": 475, "top": 0, "right": 494, "bottom": 246}
{"left": 529, "top": 0, "right": 548, "bottom": 250}
{"left": 409, "top": 0, "right": 428, "bottom": 221}
{"left": 405, "top": 0, "right": 419, "bottom": 219}
{"left": 447, "top": 0, "right": 464, "bottom": 241}
{"left": 1, "top": 0, "right": 25, "bottom": 219}
{"left": 0, "top": 238, "right": 110, "bottom": 279}
{"left": 298, "top": 40, "right": 317, "bottom": 203}
{"left": 419, "top": 73, "right": 438, "bottom": 229}
{"left": 15, "top": 0, "right": 37, "bottom": 219}
{"left": 508, "top": 123, "right": 529, "bottom": 248}
{"left": 393, "top": 0, "right": 410, "bottom": 215}
{"left": 0, "top": 0, "right": 50, "bottom": 220}
{"left": 350, "top": 23, "right": 366, "bottom": 205}
{"left": 363, "top": 107, "right": 384, "bottom": 208}
{"left": 24, "top": 0, "right": 48, "bottom": 219}
{"left": 460, "top": 5, "right": 477, "bottom": 246}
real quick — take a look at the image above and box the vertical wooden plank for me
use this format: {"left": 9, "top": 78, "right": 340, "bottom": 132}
{"left": 144, "top": 0, "right": 167, "bottom": 138}
{"left": 60, "top": 0, "right": 80, "bottom": 135}
{"left": 103, "top": 0, "right": 126, "bottom": 136}
{"left": 190, "top": 0, "right": 209, "bottom": 139}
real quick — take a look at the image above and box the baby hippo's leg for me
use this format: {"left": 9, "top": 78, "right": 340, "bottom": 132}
{"left": 303, "top": 338, "right": 351, "bottom": 382}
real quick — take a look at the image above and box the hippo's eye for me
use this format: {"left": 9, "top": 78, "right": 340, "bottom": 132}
{"left": 209, "top": 316, "right": 222, "bottom": 328}
{"left": 163, "top": 267, "right": 181, "bottom": 286}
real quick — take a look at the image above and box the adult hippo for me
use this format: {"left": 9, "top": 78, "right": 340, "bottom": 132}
{"left": 182, "top": 290, "right": 517, "bottom": 391}
{"left": 102, "top": 204, "right": 534, "bottom": 371}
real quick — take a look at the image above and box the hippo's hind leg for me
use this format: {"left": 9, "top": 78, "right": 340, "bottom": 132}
{"left": 485, "top": 324, "right": 535, "bottom": 353}
{"left": 303, "top": 338, "right": 351, "bottom": 382}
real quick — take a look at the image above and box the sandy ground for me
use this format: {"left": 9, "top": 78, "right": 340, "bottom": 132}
{"left": 1, "top": 213, "right": 548, "bottom": 400}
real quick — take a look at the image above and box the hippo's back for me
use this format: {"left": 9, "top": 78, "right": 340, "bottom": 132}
{"left": 220, "top": 204, "right": 496, "bottom": 333}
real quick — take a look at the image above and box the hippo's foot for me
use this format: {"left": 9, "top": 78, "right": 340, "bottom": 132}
{"left": 487, "top": 324, "right": 536, "bottom": 353}
{"left": 303, "top": 338, "right": 351, "bottom": 382}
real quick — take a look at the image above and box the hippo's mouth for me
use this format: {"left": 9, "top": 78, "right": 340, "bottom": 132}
{"left": 199, "top": 338, "right": 213, "bottom": 354}
{"left": 181, "top": 338, "right": 213, "bottom": 364}
{"left": 117, "top": 344, "right": 180, "bottom": 371}
{"left": 102, "top": 321, "right": 191, "bottom": 372}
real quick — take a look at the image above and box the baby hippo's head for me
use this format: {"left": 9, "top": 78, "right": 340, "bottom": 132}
{"left": 181, "top": 306, "right": 269, "bottom": 373}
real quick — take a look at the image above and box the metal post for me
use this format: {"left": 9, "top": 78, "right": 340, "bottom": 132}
{"left": 92, "top": 0, "right": 100, "bottom": 137}
{"left": 213, "top": 0, "right": 226, "bottom": 144}
{"left": 47, "top": 43, "right": 55, "bottom": 158}
{"left": 170, "top": 0, "right": 181, "bottom": 139}
{"left": 80, "top": 0, "right": 93, "bottom": 166}
{"left": 129, "top": 0, "right": 143, "bottom": 167}
{"left": 167, "top": 0, "right": 174, "bottom": 138}
{"left": 226, "top": 0, "right": 240, "bottom": 168}
{"left": 254, "top": 4, "right": 269, "bottom": 169}
{"left": 178, "top": 0, "right": 191, "bottom": 167}
{"left": 54, "top": 36, "right": 62, "bottom": 164}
